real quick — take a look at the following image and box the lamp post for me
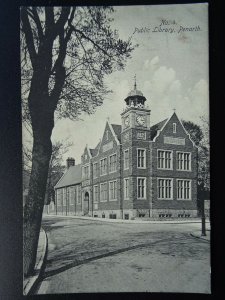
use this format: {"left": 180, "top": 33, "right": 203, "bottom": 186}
{"left": 201, "top": 197, "right": 206, "bottom": 236}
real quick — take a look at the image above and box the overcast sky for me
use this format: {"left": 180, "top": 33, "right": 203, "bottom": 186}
{"left": 23, "top": 3, "right": 209, "bottom": 165}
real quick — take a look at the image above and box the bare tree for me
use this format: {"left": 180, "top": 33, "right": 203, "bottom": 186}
{"left": 21, "top": 6, "right": 136, "bottom": 275}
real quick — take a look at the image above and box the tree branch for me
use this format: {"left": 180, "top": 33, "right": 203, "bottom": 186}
{"left": 21, "top": 7, "right": 37, "bottom": 68}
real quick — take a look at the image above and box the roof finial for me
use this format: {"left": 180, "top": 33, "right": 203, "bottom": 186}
{"left": 134, "top": 74, "right": 137, "bottom": 90}
{"left": 173, "top": 108, "right": 176, "bottom": 113}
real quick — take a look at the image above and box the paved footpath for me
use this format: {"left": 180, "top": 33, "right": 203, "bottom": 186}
{"left": 36, "top": 216, "right": 211, "bottom": 294}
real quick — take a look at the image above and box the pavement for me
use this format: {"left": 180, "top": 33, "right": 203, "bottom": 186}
{"left": 23, "top": 228, "right": 48, "bottom": 295}
{"left": 36, "top": 216, "right": 211, "bottom": 294}
{"left": 44, "top": 213, "right": 210, "bottom": 225}
{"left": 190, "top": 229, "right": 210, "bottom": 242}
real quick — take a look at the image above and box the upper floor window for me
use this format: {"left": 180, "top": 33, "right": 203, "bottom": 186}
{"left": 93, "top": 185, "right": 99, "bottom": 203}
{"left": 93, "top": 162, "right": 98, "bottom": 178}
{"left": 177, "top": 152, "right": 191, "bottom": 171}
{"left": 124, "top": 149, "right": 129, "bottom": 170}
{"left": 100, "top": 158, "right": 107, "bottom": 175}
{"left": 158, "top": 150, "right": 173, "bottom": 169}
{"left": 173, "top": 123, "right": 177, "bottom": 133}
{"left": 100, "top": 182, "right": 107, "bottom": 202}
{"left": 177, "top": 179, "right": 191, "bottom": 200}
{"left": 137, "top": 177, "right": 146, "bottom": 199}
{"left": 82, "top": 164, "right": 90, "bottom": 180}
{"left": 109, "top": 154, "right": 117, "bottom": 173}
{"left": 137, "top": 149, "right": 146, "bottom": 168}
{"left": 106, "top": 130, "right": 109, "bottom": 141}
{"left": 158, "top": 178, "right": 173, "bottom": 200}
{"left": 124, "top": 178, "right": 129, "bottom": 200}
{"left": 109, "top": 181, "right": 117, "bottom": 201}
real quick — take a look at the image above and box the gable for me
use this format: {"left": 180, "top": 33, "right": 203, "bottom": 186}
{"left": 82, "top": 146, "right": 92, "bottom": 164}
{"left": 98, "top": 122, "right": 120, "bottom": 155}
{"left": 153, "top": 113, "right": 195, "bottom": 147}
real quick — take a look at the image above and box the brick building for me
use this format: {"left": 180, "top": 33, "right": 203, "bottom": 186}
{"left": 51, "top": 83, "right": 198, "bottom": 219}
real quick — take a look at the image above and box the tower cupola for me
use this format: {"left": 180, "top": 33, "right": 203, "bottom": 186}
{"left": 124, "top": 75, "right": 147, "bottom": 108}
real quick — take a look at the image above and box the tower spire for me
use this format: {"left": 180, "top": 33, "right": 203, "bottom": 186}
{"left": 134, "top": 74, "right": 137, "bottom": 90}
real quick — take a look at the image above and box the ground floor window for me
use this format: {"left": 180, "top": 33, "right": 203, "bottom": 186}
{"left": 100, "top": 183, "right": 107, "bottom": 202}
{"left": 158, "top": 178, "right": 173, "bottom": 199}
{"left": 124, "top": 214, "right": 129, "bottom": 220}
{"left": 137, "top": 177, "right": 146, "bottom": 199}
{"left": 109, "top": 181, "right": 117, "bottom": 201}
{"left": 93, "top": 185, "right": 99, "bottom": 203}
{"left": 177, "top": 180, "right": 191, "bottom": 200}
{"left": 109, "top": 213, "right": 117, "bottom": 219}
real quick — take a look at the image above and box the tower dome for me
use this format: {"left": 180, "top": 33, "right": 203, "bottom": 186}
{"left": 124, "top": 76, "right": 147, "bottom": 108}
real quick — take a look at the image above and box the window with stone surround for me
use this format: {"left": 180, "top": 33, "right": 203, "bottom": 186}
{"left": 177, "top": 152, "right": 191, "bottom": 171}
{"left": 157, "top": 150, "right": 173, "bottom": 169}
{"left": 173, "top": 123, "right": 177, "bottom": 133}
{"left": 63, "top": 188, "right": 66, "bottom": 205}
{"left": 77, "top": 186, "right": 81, "bottom": 204}
{"left": 100, "top": 182, "right": 107, "bottom": 202}
{"left": 177, "top": 179, "right": 191, "bottom": 200}
{"left": 124, "top": 178, "right": 129, "bottom": 199}
{"left": 124, "top": 149, "right": 129, "bottom": 170}
{"left": 69, "top": 187, "right": 74, "bottom": 205}
{"left": 93, "top": 185, "right": 99, "bottom": 203}
{"left": 137, "top": 149, "right": 146, "bottom": 168}
{"left": 137, "top": 177, "right": 146, "bottom": 199}
{"left": 158, "top": 178, "right": 173, "bottom": 200}
{"left": 109, "top": 153, "right": 117, "bottom": 173}
{"left": 93, "top": 162, "right": 98, "bottom": 178}
{"left": 100, "top": 157, "right": 107, "bottom": 175}
{"left": 82, "top": 164, "right": 90, "bottom": 179}
{"left": 109, "top": 180, "right": 117, "bottom": 201}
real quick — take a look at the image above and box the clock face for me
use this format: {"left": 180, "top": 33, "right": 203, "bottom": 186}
{"left": 136, "top": 115, "right": 146, "bottom": 126}
{"left": 124, "top": 116, "right": 130, "bottom": 127}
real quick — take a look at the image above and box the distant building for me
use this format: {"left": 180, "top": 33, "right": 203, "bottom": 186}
{"left": 49, "top": 82, "right": 198, "bottom": 219}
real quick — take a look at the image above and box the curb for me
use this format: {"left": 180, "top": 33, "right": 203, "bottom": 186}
{"left": 23, "top": 228, "right": 48, "bottom": 295}
{"left": 190, "top": 232, "right": 210, "bottom": 242}
{"left": 44, "top": 213, "right": 210, "bottom": 225}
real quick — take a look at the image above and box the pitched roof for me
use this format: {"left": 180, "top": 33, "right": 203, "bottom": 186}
{"left": 150, "top": 118, "right": 168, "bottom": 140}
{"left": 90, "top": 141, "right": 101, "bottom": 157}
{"left": 55, "top": 164, "right": 81, "bottom": 189}
{"left": 111, "top": 124, "right": 122, "bottom": 142}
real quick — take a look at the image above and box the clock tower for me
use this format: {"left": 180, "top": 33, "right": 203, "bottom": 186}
{"left": 121, "top": 78, "right": 151, "bottom": 136}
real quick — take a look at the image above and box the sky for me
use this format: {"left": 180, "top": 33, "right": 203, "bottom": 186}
{"left": 23, "top": 3, "right": 209, "bottom": 165}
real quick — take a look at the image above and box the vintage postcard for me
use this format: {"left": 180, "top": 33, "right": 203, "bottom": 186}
{"left": 21, "top": 3, "right": 210, "bottom": 294}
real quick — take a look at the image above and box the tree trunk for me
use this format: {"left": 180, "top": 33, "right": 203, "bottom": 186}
{"left": 23, "top": 131, "right": 52, "bottom": 276}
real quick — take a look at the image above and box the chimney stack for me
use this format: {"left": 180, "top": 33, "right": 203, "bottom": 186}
{"left": 66, "top": 157, "right": 75, "bottom": 169}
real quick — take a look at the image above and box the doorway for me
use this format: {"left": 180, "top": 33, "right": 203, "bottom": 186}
{"left": 83, "top": 192, "right": 89, "bottom": 215}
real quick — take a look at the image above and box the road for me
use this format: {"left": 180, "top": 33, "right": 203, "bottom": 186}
{"left": 36, "top": 216, "right": 210, "bottom": 294}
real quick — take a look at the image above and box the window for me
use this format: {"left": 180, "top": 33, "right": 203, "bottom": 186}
{"left": 137, "top": 149, "right": 146, "bottom": 168}
{"left": 109, "top": 181, "right": 117, "bottom": 201}
{"left": 137, "top": 177, "right": 146, "bottom": 199}
{"left": 57, "top": 189, "right": 61, "bottom": 206}
{"left": 177, "top": 152, "right": 191, "bottom": 171}
{"left": 124, "top": 149, "right": 129, "bottom": 170}
{"left": 77, "top": 186, "right": 81, "bottom": 204}
{"left": 93, "top": 162, "right": 98, "bottom": 178}
{"left": 173, "top": 123, "right": 177, "bottom": 133}
{"left": 109, "top": 154, "right": 117, "bottom": 173}
{"left": 106, "top": 130, "right": 109, "bottom": 140}
{"left": 100, "top": 158, "right": 107, "bottom": 175}
{"left": 158, "top": 178, "right": 173, "bottom": 199}
{"left": 69, "top": 187, "right": 74, "bottom": 205}
{"left": 124, "top": 178, "right": 129, "bottom": 199}
{"left": 177, "top": 180, "right": 191, "bottom": 200}
{"left": 157, "top": 150, "right": 173, "bottom": 169}
{"left": 63, "top": 188, "right": 66, "bottom": 205}
{"left": 124, "top": 214, "right": 129, "bottom": 220}
{"left": 100, "top": 182, "right": 107, "bottom": 202}
{"left": 82, "top": 164, "right": 90, "bottom": 179}
{"left": 93, "top": 185, "right": 99, "bottom": 203}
